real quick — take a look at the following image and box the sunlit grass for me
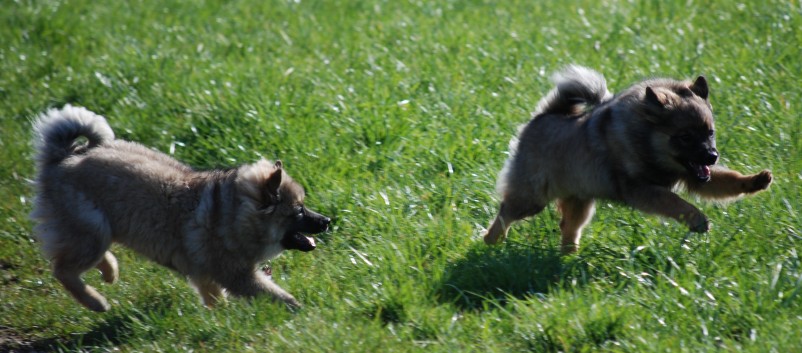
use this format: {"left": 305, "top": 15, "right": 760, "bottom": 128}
{"left": 1, "top": 0, "right": 800, "bottom": 351}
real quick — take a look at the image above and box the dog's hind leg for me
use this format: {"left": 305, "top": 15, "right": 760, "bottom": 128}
{"left": 51, "top": 244, "right": 112, "bottom": 312}
{"left": 95, "top": 251, "right": 118, "bottom": 284}
{"left": 557, "top": 197, "right": 596, "bottom": 254}
{"left": 485, "top": 195, "right": 546, "bottom": 245}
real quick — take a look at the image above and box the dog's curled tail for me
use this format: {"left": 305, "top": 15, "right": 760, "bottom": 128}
{"left": 33, "top": 105, "right": 115, "bottom": 166}
{"left": 535, "top": 65, "right": 612, "bottom": 116}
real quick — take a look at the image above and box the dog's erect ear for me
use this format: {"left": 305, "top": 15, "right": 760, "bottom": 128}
{"left": 690, "top": 76, "right": 709, "bottom": 100}
{"left": 645, "top": 86, "right": 666, "bottom": 108}
{"left": 263, "top": 163, "right": 283, "bottom": 203}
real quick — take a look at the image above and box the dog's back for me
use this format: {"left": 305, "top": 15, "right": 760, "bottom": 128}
{"left": 498, "top": 66, "right": 615, "bottom": 201}
{"left": 32, "top": 107, "right": 197, "bottom": 263}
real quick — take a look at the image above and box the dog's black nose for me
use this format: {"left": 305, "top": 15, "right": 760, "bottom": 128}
{"left": 704, "top": 150, "right": 719, "bottom": 165}
{"left": 298, "top": 208, "right": 331, "bottom": 233}
{"left": 319, "top": 217, "right": 331, "bottom": 232}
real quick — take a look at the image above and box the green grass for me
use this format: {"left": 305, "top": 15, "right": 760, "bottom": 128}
{"left": 1, "top": 0, "right": 800, "bottom": 351}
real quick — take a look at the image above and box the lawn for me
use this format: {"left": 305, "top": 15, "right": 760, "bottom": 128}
{"left": 1, "top": 0, "right": 800, "bottom": 351}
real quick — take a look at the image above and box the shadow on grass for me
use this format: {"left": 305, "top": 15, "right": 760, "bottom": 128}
{"left": 438, "top": 242, "right": 565, "bottom": 310}
{"left": 21, "top": 294, "right": 178, "bottom": 352}
{"left": 439, "top": 237, "right": 662, "bottom": 310}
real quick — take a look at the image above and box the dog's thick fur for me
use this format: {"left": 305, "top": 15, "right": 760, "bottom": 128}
{"left": 31, "top": 105, "right": 330, "bottom": 312}
{"left": 485, "top": 65, "right": 772, "bottom": 253}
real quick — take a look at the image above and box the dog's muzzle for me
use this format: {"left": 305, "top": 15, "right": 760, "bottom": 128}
{"left": 281, "top": 210, "right": 331, "bottom": 252}
{"left": 685, "top": 150, "right": 718, "bottom": 182}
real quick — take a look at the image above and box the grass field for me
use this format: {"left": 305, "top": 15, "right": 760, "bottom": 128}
{"left": 1, "top": 0, "right": 801, "bottom": 351}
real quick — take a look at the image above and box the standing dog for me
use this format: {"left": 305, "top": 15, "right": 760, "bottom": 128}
{"left": 485, "top": 65, "right": 772, "bottom": 253}
{"left": 31, "top": 105, "right": 330, "bottom": 312}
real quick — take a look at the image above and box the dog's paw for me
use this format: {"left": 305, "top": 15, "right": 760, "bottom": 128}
{"left": 749, "top": 170, "right": 773, "bottom": 192}
{"left": 81, "top": 291, "right": 112, "bottom": 312}
{"left": 688, "top": 214, "right": 710, "bottom": 233}
{"left": 285, "top": 297, "right": 302, "bottom": 311}
{"left": 484, "top": 217, "right": 508, "bottom": 245}
{"left": 560, "top": 243, "right": 579, "bottom": 255}
{"left": 483, "top": 231, "right": 504, "bottom": 245}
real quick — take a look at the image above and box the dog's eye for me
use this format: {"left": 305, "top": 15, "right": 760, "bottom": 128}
{"left": 294, "top": 207, "right": 304, "bottom": 219}
{"left": 708, "top": 130, "right": 715, "bottom": 137}
{"left": 676, "top": 134, "right": 694, "bottom": 144}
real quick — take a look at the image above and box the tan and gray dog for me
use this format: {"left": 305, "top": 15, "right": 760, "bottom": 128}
{"left": 31, "top": 105, "right": 330, "bottom": 311}
{"left": 485, "top": 66, "right": 772, "bottom": 253}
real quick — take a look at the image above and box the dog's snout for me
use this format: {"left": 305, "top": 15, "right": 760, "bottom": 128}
{"left": 297, "top": 209, "right": 331, "bottom": 234}
{"left": 318, "top": 216, "right": 331, "bottom": 232}
{"left": 704, "top": 150, "right": 719, "bottom": 165}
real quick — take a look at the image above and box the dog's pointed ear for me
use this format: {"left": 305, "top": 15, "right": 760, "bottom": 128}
{"left": 690, "top": 76, "right": 709, "bottom": 100}
{"left": 645, "top": 86, "right": 666, "bottom": 107}
{"left": 263, "top": 162, "right": 283, "bottom": 202}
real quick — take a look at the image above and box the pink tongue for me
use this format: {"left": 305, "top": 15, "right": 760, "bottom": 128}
{"left": 699, "top": 165, "right": 711, "bottom": 178}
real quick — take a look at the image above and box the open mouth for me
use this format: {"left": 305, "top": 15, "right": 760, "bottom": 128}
{"left": 686, "top": 161, "right": 712, "bottom": 182}
{"left": 282, "top": 232, "right": 316, "bottom": 252}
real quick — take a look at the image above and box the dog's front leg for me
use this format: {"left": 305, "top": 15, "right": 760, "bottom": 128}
{"left": 621, "top": 185, "right": 709, "bottom": 232}
{"left": 685, "top": 166, "right": 772, "bottom": 199}
{"left": 188, "top": 276, "right": 226, "bottom": 307}
{"left": 223, "top": 270, "right": 301, "bottom": 308}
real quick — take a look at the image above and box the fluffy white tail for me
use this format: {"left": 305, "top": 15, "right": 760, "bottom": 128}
{"left": 33, "top": 105, "right": 114, "bottom": 166}
{"left": 534, "top": 65, "right": 612, "bottom": 115}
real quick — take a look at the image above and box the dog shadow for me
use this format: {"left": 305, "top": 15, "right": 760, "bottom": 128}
{"left": 438, "top": 242, "right": 567, "bottom": 310}
{"left": 25, "top": 294, "right": 177, "bottom": 351}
